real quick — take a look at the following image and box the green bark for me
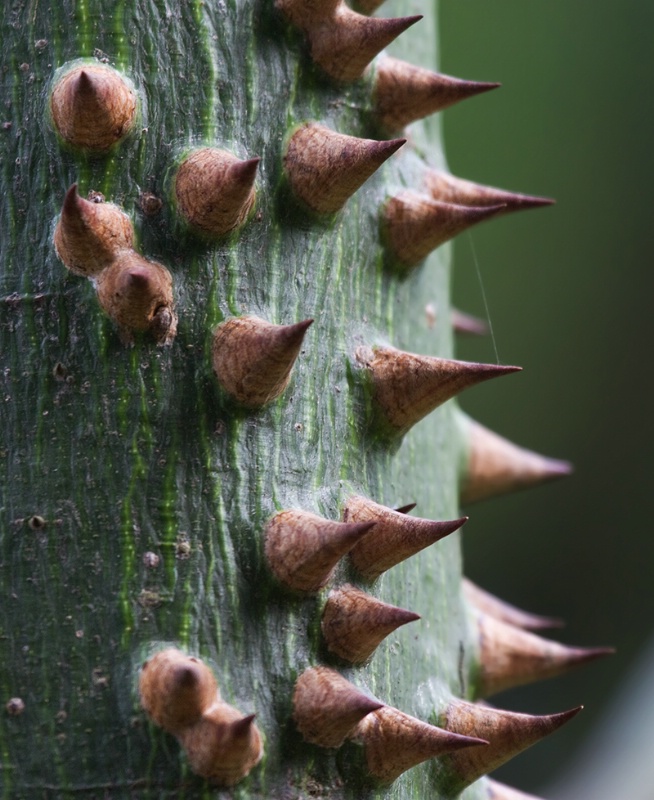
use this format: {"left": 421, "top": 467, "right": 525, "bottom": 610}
{"left": 1, "top": 2, "right": 487, "bottom": 798}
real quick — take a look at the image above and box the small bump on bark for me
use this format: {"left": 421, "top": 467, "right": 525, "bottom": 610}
{"left": 284, "top": 123, "right": 404, "bottom": 214}
{"left": 293, "top": 666, "right": 383, "bottom": 748}
{"left": 5, "top": 698, "right": 25, "bottom": 716}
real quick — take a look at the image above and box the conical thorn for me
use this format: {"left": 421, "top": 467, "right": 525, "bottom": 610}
{"left": 463, "top": 578, "right": 564, "bottom": 631}
{"left": 211, "top": 316, "right": 312, "bottom": 408}
{"left": 285, "top": 123, "right": 404, "bottom": 214}
{"left": 375, "top": 56, "right": 500, "bottom": 131}
{"left": 344, "top": 494, "right": 467, "bottom": 581}
{"left": 265, "top": 509, "right": 375, "bottom": 592}
{"left": 354, "top": 705, "right": 488, "bottom": 784}
{"left": 452, "top": 308, "right": 490, "bottom": 337}
{"left": 357, "top": 344, "right": 521, "bottom": 435}
{"left": 459, "top": 415, "right": 572, "bottom": 504}
{"left": 322, "top": 584, "right": 420, "bottom": 662}
{"left": 293, "top": 666, "right": 383, "bottom": 748}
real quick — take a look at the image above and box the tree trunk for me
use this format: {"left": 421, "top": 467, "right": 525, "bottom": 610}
{"left": 0, "top": 2, "right": 573, "bottom": 799}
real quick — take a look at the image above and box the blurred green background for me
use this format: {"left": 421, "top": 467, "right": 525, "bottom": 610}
{"left": 436, "top": 0, "right": 654, "bottom": 795}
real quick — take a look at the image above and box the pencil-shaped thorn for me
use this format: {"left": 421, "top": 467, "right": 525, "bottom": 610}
{"left": 441, "top": 700, "right": 582, "bottom": 789}
{"left": 452, "top": 308, "right": 490, "bottom": 337}
{"left": 357, "top": 345, "right": 520, "bottom": 435}
{"left": 293, "top": 667, "right": 383, "bottom": 748}
{"left": 384, "top": 190, "right": 507, "bottom": 268}
{"left": 265, "top": 510, "right": 375, "bottom": 592}
{"left": 175, "top": 148, "right": 259, "bottom": 236}
{"left": 354, "top": 705, "right": 488, "bottom": 784}
{"left": 485, "top": 777, "right": 547, "bottom": 799}
{"left": 322, "top": 584, "right": 420, "bottom": 663}
{"left": 54, "top": 184, "right": 134, "bottom": 277}
{"left": 474, "top": 611, "right": 614, "bottom": 698}
{"left": 96, "top": 251, "right": 177, "bottom": 345}
{"left": 460, "top": 416, "right": 572, "bottom": 504}
{"left": 50, "top": 63, "right": 137, "bottom": 150}
{"left": 375, "top": 56, "right": 500, "bottom": 131}
{"left": 285, "top": 123, "right": 405, "bottom": 214}
{"left": 139, "top": 649, "right": 219, "bottom": 734}
{"left": 311, "top": 9, "right": 422, "bottom": 83}
{"left": 179, "top": 703, "right": 263, "bottom": 786}
{"left": 424, "top": 169, "right": 554, "bottom": 215}
{"left": 343, "top": 495, "right": 467, "bottom": 581}
{"left": 463, "top": 578, "right": 564, "bottom": 631}
{"left": 211, "top": 316, "right": 312, "bottom": 408}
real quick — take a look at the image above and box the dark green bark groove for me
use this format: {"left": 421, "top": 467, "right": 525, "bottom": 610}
{"left": 0, "top": 1, "right": 491, "bottom": 798}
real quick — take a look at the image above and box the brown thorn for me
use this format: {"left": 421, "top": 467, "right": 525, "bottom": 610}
{"left": 375, "top": 56, "right": 500, "bottom": 131}
{"left": 95, "top": 251, "right": 176, "bottom": 345}
{"left": 424, "top": 169, "right": 554, "bottom": 215}
{"left": 321, "top": 584, "right": 420, "bottom": 663}
{"left": 475, "top": 611, "right": 614, "bottom": 698}
{"left": 460, "top": 416, "right": 572, "bottom": 504}
{"left": 174, "top": 148, "right": 259, "bottom": 236}
{"left": 343, "top": 494, "right": 467, "bottom": 581}
{"left": 138, "top": 649, "right": 219, "bottom": 734}
{"left": 264, "top": 509, "right": 375, "bottom": 592}
{"left": 54, "top": 184, "right": 134, "bottom": 277}
{"left": 441, "top": 699, "right": 582, "bottom": 789}
{"left": 354, "top": 705, "right": 488, "bottom": 784}
{"left": 179, "top": 702, "right": 263, "bottom": 786}
{"left": 384, "top": 190, "right": 507, "bottom": 268}
{"left": 293, "top": 666, "right": 383, "bottom": 748}
{"left": 211, "top": 315, "right": 312, "bottom": 408}
{"left": 463, "top": 578, "right": 564, "bottom": 631}
{"left": 285, "top": 122, "right": 404, "bottom": 214}
{"left": 452, "top": 308, "right": 490, "bottom": 337}
{"left": 394, "top": 502, "right": 416, "bottom": 514}
{"left": 357, "top": 344, "right": 521, "bottom": 435}
{"left": 50, "top": 63, "right": 137, "bottom": 150}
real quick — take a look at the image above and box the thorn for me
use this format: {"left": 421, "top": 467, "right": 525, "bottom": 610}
{"left": 321, "top": 584, "right": 420, "bottom": 662}
{"left": 463, "top": 578, "right": 564, "bottom": 631}
{"left": 356, "top": 344, "right": 521, "bottom": 435}
{"left": 211, "top": 316, "right": 312, "bottom": 407}
{"left": 424, "top": 169, "right": 554, "bottom": 215}
{"left": 452, "top": 308, "right": 490, "bottom": 337}
{"left": 54, "top": 184, "right": 134, "bottom": 277}
{"left": 284, "top": 123, "right": 405, "bottom": 214}
{"left": 384, "top": 190, "right": 507, "bottom": 268}
{"left": 139, "top": 649, "right": 219, "bottom": 734}
{"left": 343, "top": 494, "right": 467, "bottom": 581}
{"left": 95, "top": 251, "right": 177, "bottom": 345}
{"left": 174, "top": 148, "right": 259, "bottom": 236}
{"left": 459, "top": 415, "right": 572, "bottom": 504}
{"left": 441, "top": 699, "right": 582, "bottom": 789}
{"left": 49, "top": 63, "right": 137, "bottom": 150}
{"left": 485, "top": 777, "right": 548, "bottom": 799}
{"left": 394, "top": 502, "right": 416, "bottom": 514}
{"left": 264, "top": 509, "right": 375, "bottom": 592}
{"left": 375, "top": 56, "right": 500, "bottom": 130}
{"left": 293, "top": 666, "right": 383, "bottom": 748}
{"left": 474, "top": 611, "right": 614, "bottom": 697}
{"left": 179, "top": 702, "right": 263, "bottom": 786}
{"left": 354, "top": 0, "right": 387, "bottom": 13}
{"left": 277, "top": 0, "right": 422, "bottom": 83}
{"left": 354, "top": 705, "right": 488, "bottom": 784}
